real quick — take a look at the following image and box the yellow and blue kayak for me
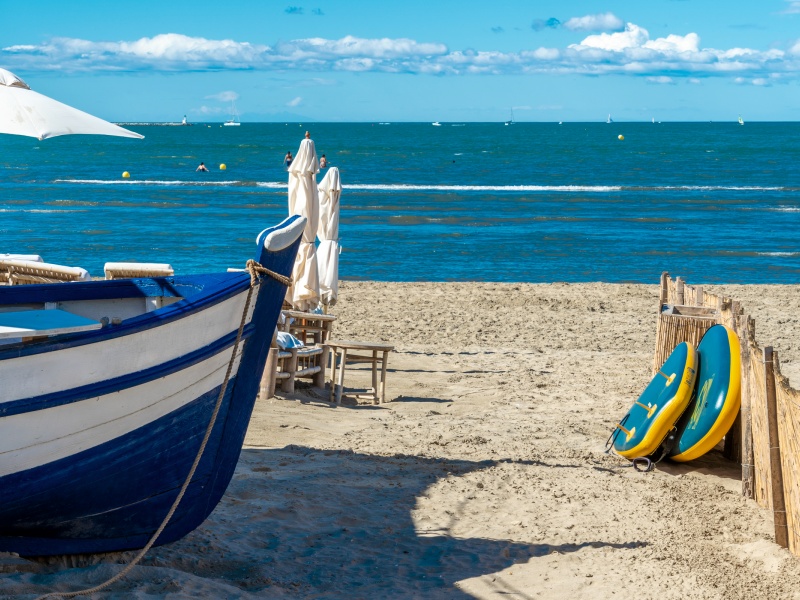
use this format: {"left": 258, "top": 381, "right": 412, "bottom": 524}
{"left": 612, "top": 341, "right": 698, "bottom": 459}
{"left": 669, "top": 324, "right": 741, "bottom": 462}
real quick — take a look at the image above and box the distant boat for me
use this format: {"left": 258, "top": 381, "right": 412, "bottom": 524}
{"left": 504, "top": 109, "right": 515, "bottom": 126}
{"left": 432, "top": 122, "right": 441, "bottom": 126}
{"left": 738, "top": 115, "right": 744, "bottom": 126}
{"left": 607, "top": 114, "right": 613, "bottom": 124}
{"left": 652, "top": 117, "right": 655, "bottom": 124}
{"left": 224, "top": 101, "right": 241, "bottom": 126}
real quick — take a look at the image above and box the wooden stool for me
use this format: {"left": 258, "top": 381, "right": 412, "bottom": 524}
{"left": 324, "top": 339, "right": 394, "bottom": 405}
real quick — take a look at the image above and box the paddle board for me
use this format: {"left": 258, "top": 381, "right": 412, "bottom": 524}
{"left": 612, "top": 341, "right": 698, "bottom": 459}
{"left": 669, "top": 324, "right": 741, "bottom": 462}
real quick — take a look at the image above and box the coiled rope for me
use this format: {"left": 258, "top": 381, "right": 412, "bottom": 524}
{"left": 36, "top": 260, "right": 288, "bottom": 599}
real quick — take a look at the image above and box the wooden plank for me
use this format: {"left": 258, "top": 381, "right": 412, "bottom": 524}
{"left": 765, "top": 346, "right": 789, "bottom": 548}
{"left": 740, "top": 315, "right": 754, "bottom": 498}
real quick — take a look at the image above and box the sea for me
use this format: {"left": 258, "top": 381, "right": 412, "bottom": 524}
{"left": 2, "top": 121, "right": 800, "bottom": 284}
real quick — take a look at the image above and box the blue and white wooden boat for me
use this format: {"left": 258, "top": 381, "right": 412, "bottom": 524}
{"left": 0, "top": 215, "right": 305, "bottom": 556}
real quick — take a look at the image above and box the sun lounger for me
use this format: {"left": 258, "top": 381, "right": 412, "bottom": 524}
{"left": 104, "top": 262, "right": 174, "bottom": 280}
{"left": 0, "top": 258, "right": 90, "bottom": 285}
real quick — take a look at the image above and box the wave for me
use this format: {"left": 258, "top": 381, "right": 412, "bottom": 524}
{"left": 56, "top": 179, "right": 247, "bottom": 187}
{"left": 52, "top": 179, "right": 793, "bottom": 193}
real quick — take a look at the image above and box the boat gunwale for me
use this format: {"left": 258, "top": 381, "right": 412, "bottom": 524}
{"left": 0, "top": 271, "right": 251, "bottom": 361}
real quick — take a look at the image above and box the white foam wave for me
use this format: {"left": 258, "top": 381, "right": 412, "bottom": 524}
{"left": 660, "top": 185, "right": 785, "bottom": 191}
{"left": 49, "top": 180, "right": 790, "bottom": 193}
{"left": 759, "top": 252, "right": 800, "bottom": 257}
{"left": 55, "top": 179, "right": 242, "bottom": 186}
{"left": 342, "top": 184, "right": 623, "bottom": 192}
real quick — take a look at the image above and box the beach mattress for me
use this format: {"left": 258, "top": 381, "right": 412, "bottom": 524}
{"left": 612, "top": 341, "right": 698, "bottom": 459}
{"left": 669, "top": 324, "right": 741, "bottom": 462}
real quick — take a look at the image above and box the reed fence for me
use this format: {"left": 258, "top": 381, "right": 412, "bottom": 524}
{"left": 655, "top": 272, "right": 797, "bottom": 552}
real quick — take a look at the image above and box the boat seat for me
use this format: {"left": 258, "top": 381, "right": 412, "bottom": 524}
{"left": 0, "top": 259, "right": 90, "bottom": 286}
{"left": 104, "top": 262, "right": 174, "bottom": 280}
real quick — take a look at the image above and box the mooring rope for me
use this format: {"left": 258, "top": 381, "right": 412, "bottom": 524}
{"left": 36, "top": 260, "right": 286, "bottom": 599}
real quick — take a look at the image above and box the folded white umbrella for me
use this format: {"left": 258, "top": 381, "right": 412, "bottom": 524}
{"left": 287, "top": 137, "right": 320, "bottom": 311}
{"left": 0, "top": 68, "right": 143, "bottom": 141}
{"left": 317, "top": 167, "right": 341, "bottom": 308}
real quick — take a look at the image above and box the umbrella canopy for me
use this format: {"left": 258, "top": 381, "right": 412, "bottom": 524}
{"left": 317, "top": 167, "right": 341, "bottom": 307}
{"left": 0, "top": 68, "right": 143, "bottom": 141}
{"left": 287, "top": 137, "right": 320, "bottom": 310}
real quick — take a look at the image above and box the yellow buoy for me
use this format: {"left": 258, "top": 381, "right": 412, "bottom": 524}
{"left": 220, "top": 163, "right": 227, "bottom": 170}
{"left": 618, "top": 134, "right": 624, "bottom": 140}
{"left": 122, "top": 171, "right": 130, "bottom": 178}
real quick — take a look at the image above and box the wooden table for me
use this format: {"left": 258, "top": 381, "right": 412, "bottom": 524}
{"left": 324, "top": 339, "right": 394, "bottom": 405}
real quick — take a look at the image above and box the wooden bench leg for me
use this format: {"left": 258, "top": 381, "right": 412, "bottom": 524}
{"left": 260, "top": 346, "right": 279, "bottom": 399}
{"left": 281, "top": 348, "right": 299, "bottom": 393}
{"left": 314, "top": 345, "right": 328, "bottom": 389}
{"left": 335, "top": 348, "right": 347, "bottom": 404}
{"left": 379, "top": 350, "right": 389, "bottom": 404}
{"left": 328, "top": 349, "right": 338, "bottom": 402}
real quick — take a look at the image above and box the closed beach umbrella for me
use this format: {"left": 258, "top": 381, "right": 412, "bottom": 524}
{"left": 0, "top": 68, "right": 143, "bottom": 140}
{"left": 287, "top": 135, "right": 320, "bottom": 310}
{"left": 317, "top": 167, "right": 341, "bottom": 308}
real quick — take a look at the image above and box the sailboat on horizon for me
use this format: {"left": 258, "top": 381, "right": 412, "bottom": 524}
{"left": 504, "top": 109, "right": 515, "bottom": 126}
{"left": 738, "top": 114, "right": 744, "bottom": 126}
{"left": 224, "top": 100, "right": 241, "bottom": 126}
{"left": 607, "top": 114, "right": 613, "bottom": 124}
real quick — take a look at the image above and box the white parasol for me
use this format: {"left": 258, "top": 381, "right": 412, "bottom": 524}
{"left": 317, "top": 167, "right": 341, "bottom": 308}
{"left": 0, "top": 68, "right": 143, "bottom": 141}
{"left": 287, "top": 135, "right": 320, "bottom": 310}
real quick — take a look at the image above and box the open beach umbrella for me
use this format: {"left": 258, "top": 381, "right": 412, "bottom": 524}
{"left": 287, "top": 135, "right": 320, "bottom": 310}
{"left": 0, "top": 68, "right": 143, "bottom": 141}
{"left": 317, "top": 167, "right": 341, "bottom": 308}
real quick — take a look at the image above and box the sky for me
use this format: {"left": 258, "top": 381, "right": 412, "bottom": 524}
{"left": 3, "top": 0, "right": 800, "bottom": 122}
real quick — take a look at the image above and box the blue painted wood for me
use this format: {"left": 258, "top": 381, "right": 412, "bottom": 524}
{"left": 0, "top": 326, "right": 250, "bottom": 417}
{"left": 0, "top": 272, "right": 249, "bottom": 361}
{"left": 0, "top": 215, "right": 304, "bottom": 556}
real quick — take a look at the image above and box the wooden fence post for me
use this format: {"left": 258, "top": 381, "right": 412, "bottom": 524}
{"left": 764, "top": 346, "right": 789, "bottom": 548}
{"left": 659, "top": 271, "right": 669, "bottom": 310}
{"left": 738, "top": 315, "right": 753, "bottom": 499}
{"left": 676, "top": 277, "right": 685, "bottom": 305}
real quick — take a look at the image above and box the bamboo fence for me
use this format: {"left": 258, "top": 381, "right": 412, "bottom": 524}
{"left": 655, "top": 272, "right": 797, "bottom": 552}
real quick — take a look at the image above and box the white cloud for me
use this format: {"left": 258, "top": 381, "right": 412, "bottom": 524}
{"left": 564, "top": 12, "right": 624, "bottom": 32}
{"left": 287, "top": 96, "right": 303, "bottom": 107}
{"left": 3, "top": 27, "right": 800, "bottom": 83}
{"left": 205, "top": 91, "right": 239, "bottom": 102}
{"left": 646, "top": 76, "right": 675, "bottom": 84}
{"left": 781, "top": 0, "right": 800, "bottom": 13}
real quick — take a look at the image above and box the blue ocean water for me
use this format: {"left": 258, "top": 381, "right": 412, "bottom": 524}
{"left": 1, "top": 121, "right": 799, "bottom": 283}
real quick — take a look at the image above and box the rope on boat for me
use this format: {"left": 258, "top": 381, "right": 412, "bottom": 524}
{"left": 36, "top": 260, "right": 287, "bottom": 599}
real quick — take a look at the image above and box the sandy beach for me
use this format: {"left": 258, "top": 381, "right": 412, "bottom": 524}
{"left": 4, "top": 281, "right": 800, "bottom": 599}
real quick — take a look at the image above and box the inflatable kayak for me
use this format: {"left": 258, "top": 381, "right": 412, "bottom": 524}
{"left": 669, "top": 324, "right": 741, "bottom": 462}
{"left": 612, "top": 341, "right": 698, "bottom": 459}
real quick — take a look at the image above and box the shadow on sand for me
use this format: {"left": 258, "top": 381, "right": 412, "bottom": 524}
{"left": 148, "top": 445, "right": 647, "bottom": 598}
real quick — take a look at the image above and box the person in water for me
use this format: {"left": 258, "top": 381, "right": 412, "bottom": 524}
{"left": 284, "top": 151, "right": 293, "bottom": 168}
{"left": 320, "top": 154, "right": 327, "bottom": 168}
{"left": 196, "top": 162, "right": 208, "bottom": 172}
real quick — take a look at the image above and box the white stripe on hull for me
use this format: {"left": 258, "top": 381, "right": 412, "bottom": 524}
{"left": 0, "top": 288, "right": 252, "bottom": 405}
{"left": 0, "top": 345, "right": 243, "bottom": 478}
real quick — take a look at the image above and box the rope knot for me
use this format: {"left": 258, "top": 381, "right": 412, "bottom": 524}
{"left": 245, "top": 259, "right": 292, "bottom": 287}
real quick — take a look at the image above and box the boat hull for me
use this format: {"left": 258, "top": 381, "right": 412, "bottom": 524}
{"left": 0, "top": 215, "right": 305, "bottom": 555}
